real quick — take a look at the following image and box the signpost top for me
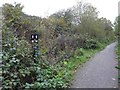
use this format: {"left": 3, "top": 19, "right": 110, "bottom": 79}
{"left": 31, "top": 34, "right": 39, "bottom": 40}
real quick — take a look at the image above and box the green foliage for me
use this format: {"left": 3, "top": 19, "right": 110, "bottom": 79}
{"left": 115, "top": 44, "right": 120, "bottom": 83}
{"left": 2, "top": 3, "right": 67, "bottom": 89}
{"left": 74, "top": 48, "right": 84, "bottom": 56}
{"left": 114, "top": 16, "right": 120, "bottom": 36}
{"left": 84, "top": 39, "right": 99, "bottom": 49}
{"left": 115, "top": 16, "right": 120, "bottom": 84}
{"left": 16, "top": 40, "right": 31, "bottom": 56}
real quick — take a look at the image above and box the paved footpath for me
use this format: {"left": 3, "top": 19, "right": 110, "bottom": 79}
{"left": 70, "top": 42, "right": 118, "bottom": 88}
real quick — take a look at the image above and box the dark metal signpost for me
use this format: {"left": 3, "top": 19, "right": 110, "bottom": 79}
{"left": 31, "top": 34, "right": 39, "bottom": 63}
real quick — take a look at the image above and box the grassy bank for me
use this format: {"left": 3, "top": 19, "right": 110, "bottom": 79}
{"left": 116, "top": 43, "right": 120, "bottom": 62}
{"left": 53, "top": 43, "right": 107, "bottom": 87}
{"left": 115, "top": 43, "right": 120, "bottom": 83}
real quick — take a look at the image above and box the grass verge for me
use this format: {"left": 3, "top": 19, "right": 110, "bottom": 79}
{"left": 115, "top": 43, "right": 120, "bottom": 83}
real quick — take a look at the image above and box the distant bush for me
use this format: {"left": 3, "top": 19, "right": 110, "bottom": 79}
{"left": 84, "top": 39, "right": 99, "bottom": 49}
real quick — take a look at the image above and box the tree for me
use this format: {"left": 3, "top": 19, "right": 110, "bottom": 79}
{"left": 114, "top": 16, "right": 120, "bottom": 37}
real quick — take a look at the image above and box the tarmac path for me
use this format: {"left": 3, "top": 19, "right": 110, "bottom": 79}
{"left": 70, "top": 42, "right": 118, "bottom": 88}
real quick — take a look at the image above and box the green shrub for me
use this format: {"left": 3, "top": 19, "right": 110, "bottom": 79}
{"left": 84, "top": 39, "right": 99, "bottom": 49}
{"left": 74, "top": 48, "right": 84, "bottom": 56}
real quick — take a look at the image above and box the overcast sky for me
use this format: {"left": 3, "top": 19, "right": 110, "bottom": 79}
{"left": 0, "top": 0, "right": 119, "bottom": 23}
